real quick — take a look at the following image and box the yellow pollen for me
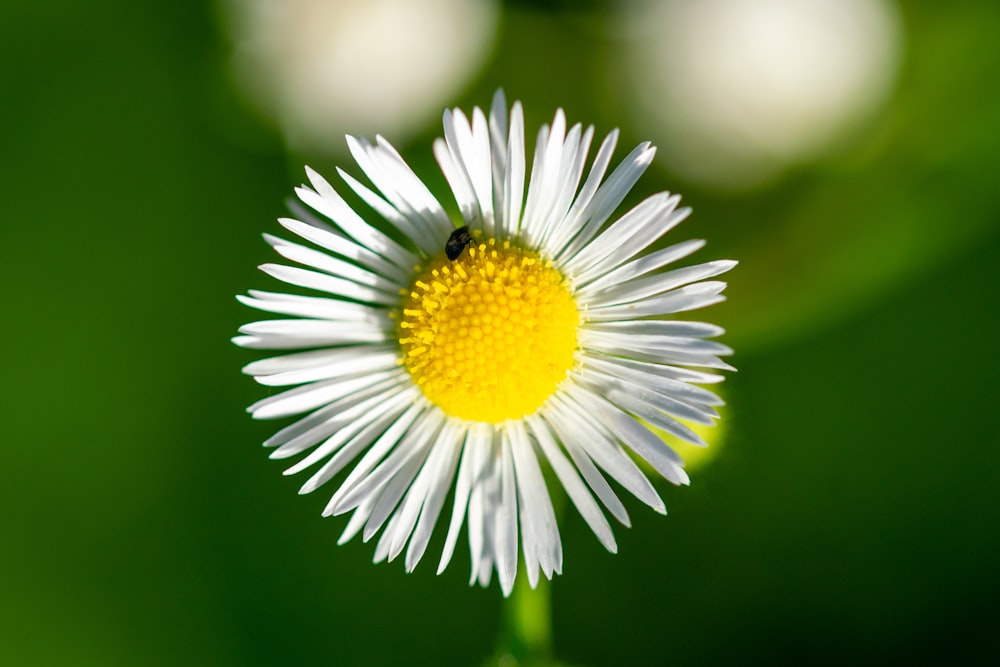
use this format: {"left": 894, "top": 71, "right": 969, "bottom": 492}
{"left": 398, "top": 238, "right": 579, "bottom": 423}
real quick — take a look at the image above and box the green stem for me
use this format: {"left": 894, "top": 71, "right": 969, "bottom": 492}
{"left": 494, "top": 574, "right": 553, "bottom": 666}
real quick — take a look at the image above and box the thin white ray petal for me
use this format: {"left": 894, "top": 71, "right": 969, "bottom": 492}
{"left": 576, "top": 239, "right": 706, "bottom": 294}
{"left": 577, "top": 366, "right": 719, "bottom": 426}
{"left": 372, "top": 135, "right": 453, "bottom": 232}
{"left": 385, "top": 438, "right": 447, "bottom": 563}
{"left": 277, "top": 217, "right": 411, "bottom": 285}
{"left": 488, "top": 89, "right": 509, "bottom": 169}
{"left": 346, "top": 135, "right": 451, "bottom": 243}
{"left": 373, "top": 511, "right": 402, "bottom": 562}
{"left": 438, "top": 425, "right": 484, "bottom": 575}
{"left": 526, "top": 414, "right": 617, "bottom": 553}
{"left": 466, "top": 436, "right": 494, "bottom": 585}
{"left": 496, "top": 435, "right": 518, "bottom": 597}
{"left": 566, "top": 385, "right": 691, "bottom": 487}
{"left": 386, "top": 420, "right": 461, "bottom": 562}
{"left": 338, "top": 495, "right": 377, "bottom": 545}
{"left": 580, "top": 330, "right": 734, "bottom": 356}
{"left": 321, "top": 402, "right": 426, "bottom": 514}
{"left": 545, "top": 129, "right": 618, "bottom": 258}
{"left": 583, "top": 281, "right": 728, "bottom": 322}
{"left": 555, "top": 141, "right": 655, "bottom": 263}
{"left": 533, "top": 121, "right": 583, "bottom": 248}
{"left": 468, "top": 106, "right": 496, "bottom": 234}
{"left": 330, "top": 408, "right": 444, "bottom": 516}
{"left": 249, "top": 348, "right": 400, "bottom": 387}
{"left": 584, "top": 260, "right": 738, "bottom": 309}
{"left": 247, "top": 357, "right": 401, "bottom": 420}
{"left": 510, "top": 420, "right": 561, "bottom": 581}
{"left": 237, "top": 290, "right": 391, "bottom": 323}
{"left": 583, "top": 319, "right": 726, "bottom": 340}
{"left": 551, "top": 392, "right": 666, "bottom": 514}
{"left": 406, "top": 422, "right": 464, "bottom": 572}
{"left": 502, "top": 101, "right": 526, "bottom": 238}
{"left": 361, "top": 441, "right": 434, "bottom": 542}
{"left": 260, "top": 264, "right": 399, "bottom": 306}
{"left": 537, "top": 124, "right": 594, "bottom": 254}
{"left": 236, "top": 321, "right": 390, "bottom": 352}
{"left": 258, "top": 370, "right": 404, "bottom": 447}
{"left": 521, "top": 109, "right": 567, "bottom": 247}
{"left": 298, "top": 166, "right": 417, "bottom": 267}
{"left": 540, "top": 410, "right": 631, "bottom": 526}
{"left": 264, "top": 233, "right": 405, "bottom": 292}
{"left": 433, "top": 134, "right": 477, "bottom": 222}
{"left": 336, "top": 166, "right": 437, "bottom": 256}
{"left": 270, "top": 379, "right": 410, "bottom": 460}
{"left": 562, "top": 191, "right": 678, "bottom": 279}
{"left": 289, "top": 385, "right": 420, "bottom": 481}
{"left": 574, "top": 207, "right": 695, "bottom": 286}
{"left": 519, "top": 123, "right": 550, "bottom": 244}
{"left": 581, "top": 354, "right": 725, "bottom": 406}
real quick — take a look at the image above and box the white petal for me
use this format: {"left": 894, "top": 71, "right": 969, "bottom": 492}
{"left": 495, "top": 435, "right": 518, "bottom": 597}
{"left": 437, "top": 425, "right": 485, "bottom": 575}
{"left": 536, "top": 124, "right": 594, "bottom": 252}
{"left": 329, "top": 408, "right": 444, "bottom": 516}
{"left": 237, "top": 289, "right": 391, "bottom": 323}
{"left": 566, "top": 385, "right": 690, "bottom": 487}
{"left": 575, "top": 239, "right": 705, "bottom": 294}
{"left": 544, "top": 129, "right": 619, "bottom": 258}
{"left": 526, "top": 414, "right": 617, "bottom": 553}
{"left": 583, "top": 281, "right": 728, "bottom": 321}
{"left": 576, "top": 366, "right": 719, "bottom": 426}
{"left": 551, "top": 391, "right": 667, "bottom": 514}
{"left": 509, "top": 420, "right": 562, "bottom": 581}
{"left": 433, "top": 134, "right": 477, "bottom": 223}
{"left": 264, "top": 232, "right": 405, "bottom": 292}
{"left": 337, "top": 495, "right": 377, "bottom": 546}
{"left": 247, "top": 347, "right": 399, "bottom": 387}
{"left": 554, "top": 141, "right": 655, "bottom": 264}
{"left": 235, "top": 320, "right": 389, "bottom": 351}
{"left": 259, "top": 263, "right": 399, "bottom": 306}
{"left": 562, "top": 191, "right": 679, "bottom": 280}
{"left": 405, "top": 422, "right": 465, "bottom": 572}
{"left": 323, "top": 402, "right": 426, "bottom": 511}
{"left": 501, "top": 101, "right": 526, "bottom": 239}
{"left": 269, "top": 379, "right": 411, "bottom": 460}
{"left": 246, "top": 357, "right": 401, "bottom": 420}
{"left": 580, "top": 356, "right": 724, "bottom": 412}
{"left": 336, "top": 166, "right": 437, "bottom": 256}
{"left": 583, "top": 260, "right": 738, "bottom": 309}
{"left": 521, "top": 109, "right": 567, "bottom": 247}
{"left": 289, "top": 386, "right": 421, "bottom": 484}
{"left": 583, "top": 319, "right": 726, "bottom": 339}
{"left": 385, "top": 419, "right": 462, "bottom": 563}
{"left": 297, "top": 166, "right": 417, "bottom": 267}
{"left": 276, "top": 217, "right": 411, "bottom": 285}
{"left": 579, "top": 329, "right": 735, "bottom": 370}
{"left": 540, "top": 408, "right": 632, "bottom": 526}
{"left": 364, "top": 454, "right": 425, "bottom": 543}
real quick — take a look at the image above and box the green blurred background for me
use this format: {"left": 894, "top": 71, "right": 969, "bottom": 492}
{"left": 2, "top": 0, "right": 998, "bottom": 665}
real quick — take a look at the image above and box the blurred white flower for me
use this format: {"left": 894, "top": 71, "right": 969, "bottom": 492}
{"left": 222, "top": 0, "right": 499, "bottom": 153}
{"left": 235, "top": 91, "right": 734, "bottom": 595}
{"left": 621, "top": 0, "right": 903, "bottom": 188}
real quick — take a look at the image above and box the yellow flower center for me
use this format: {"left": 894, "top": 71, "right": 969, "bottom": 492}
{"left": 399, "top": 238, "right": 579, "bottom": 423}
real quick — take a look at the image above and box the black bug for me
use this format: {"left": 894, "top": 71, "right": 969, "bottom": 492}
{"left": 445, "top": 226, "right": 475, "bottom": 261}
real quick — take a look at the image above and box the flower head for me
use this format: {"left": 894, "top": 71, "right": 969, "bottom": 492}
{"left": 235, "top": 91, "right": 735, "bottom": 596}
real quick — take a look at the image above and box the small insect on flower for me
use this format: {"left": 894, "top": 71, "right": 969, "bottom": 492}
{"left": 445, "top": 225, "right": 475, "bottom": 261}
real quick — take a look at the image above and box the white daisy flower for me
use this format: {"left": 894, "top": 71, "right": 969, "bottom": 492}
{"left": 235, "top": 91, "right": 735, "bottom": 596}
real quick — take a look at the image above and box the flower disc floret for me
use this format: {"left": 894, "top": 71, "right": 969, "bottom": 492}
{"left": 399, "top": 238, "right": 579, "bottom": 423}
